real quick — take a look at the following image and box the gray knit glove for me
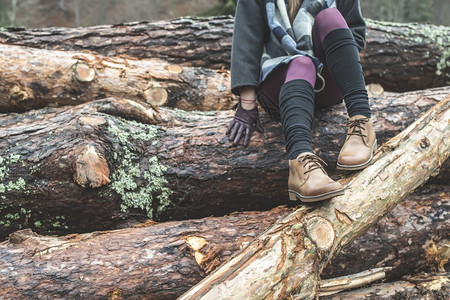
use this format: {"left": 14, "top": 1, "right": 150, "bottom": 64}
{"left": 226, "top": 100, "right": 264, "bottom": 146}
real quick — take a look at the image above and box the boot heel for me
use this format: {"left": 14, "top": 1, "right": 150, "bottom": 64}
{"left": 288, "top": 191, "right": 298, "bottom": 201}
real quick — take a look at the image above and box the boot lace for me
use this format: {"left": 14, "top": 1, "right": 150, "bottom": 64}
{"left": 348, "top": 118, "right": 369, "bottom": 138}
{"left": 299, "top": 154, "right": 327, "bottom": 175}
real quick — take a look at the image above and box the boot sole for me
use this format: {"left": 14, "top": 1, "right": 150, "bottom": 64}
{"left": 337, "top": 140, "right": 378, "bottom": 171}
{"left": 288, "top": 188, "right": 345, "bottom": 202}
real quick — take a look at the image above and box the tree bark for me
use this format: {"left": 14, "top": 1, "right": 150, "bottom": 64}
{"left": 1, "top": 17, "right": 449, "bottom": 92}
{"left": 0, "top": 16, "right": 234, "bottom": 69}
{"left": 0, "top": 188, "right": 447, "bottom": 300}
{"left": 179, "top": 96, "right": 449, "bottom": 299}
{"left": 362, "top": 20, "right": 450, "bottom": 92}
{"left": 321, "top": 185, "right": 450, "bottom": 280}
{"left": 0, "top": 44, "right": 233, "bottom": 113}
{"left": 0, "top": 88, "right": 448, "bottom": 238}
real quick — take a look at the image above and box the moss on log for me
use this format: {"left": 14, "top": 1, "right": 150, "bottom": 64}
{"left": 0, "top": 88, "right": 448, "bottom": 238}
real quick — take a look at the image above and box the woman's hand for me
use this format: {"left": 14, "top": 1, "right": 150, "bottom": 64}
{"left": 226, "top": 99, "right": 264, "bottom": 146}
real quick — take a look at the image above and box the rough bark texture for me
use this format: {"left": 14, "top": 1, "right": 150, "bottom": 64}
{"left": 0, "top": 88, "right": 449, "bottom": 238}
{"left": 0, "top": 208, "right": 284, "bottom": 300}
{"left": 0, "top": 188, "right": 448, "bottom": 300}
{"left": 362, "top": 20, "right": 450, "bottom": 92}
{"left": 1, "top": 17, "right": 449, "bottom": 92}
{"left": 321, "top": 185, "right": 450, "bottom": 280}
{"left": 0, "top": 16, "right": 234, "bottom": 69}
{"left": 0, "top": 44, "right": 233, "bottom": 113}
{"left": 179, "top": 96, "right": 449, "bottom": 299}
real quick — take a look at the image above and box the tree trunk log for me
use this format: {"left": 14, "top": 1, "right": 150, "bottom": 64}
{"left": 179, "top": 96, "right": 449, "bottom": 299}
{"left": 320, "top": 273, "right": 449, "bottom": 299}
{"left": 362, "top": 20, "right": 450, "bottom": 92}
{"left": 0, "top": 88, "right": 448, "bottom": 238}
{"left": 0, "top": 44, "right": 233, "bottom": 113}
{"left": 321, "top": 185, "right": 450, "bottom": 280}
{"left": 1, "top": 17, "right": 449, "bottom": 92}
{"left": 0, "top": 16, "right": 235, "bottom": 69}
{"left": 0, "top": 189, "right": 447, "bottom": 300}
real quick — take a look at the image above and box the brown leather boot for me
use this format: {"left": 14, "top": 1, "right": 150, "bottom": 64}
{"left": 337, "top": 115, "right": 377, "bottom": 170}
{"left": 288, "top": 153, "right": 344, "bottom": 202}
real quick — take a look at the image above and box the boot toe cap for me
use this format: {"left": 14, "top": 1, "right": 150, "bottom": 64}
{"left": 303, "top": 181, "right": 343, "bottom": 197}
{"left": 338, "top": 154, "right": 366, "bottom": 165}
{"left": 338, "top": 151, "right": 373, "bottom": 169}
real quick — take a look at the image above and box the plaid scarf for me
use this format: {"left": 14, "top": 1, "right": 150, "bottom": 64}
{"left": 261, "top": 0, "right": 336, "bottom": 91}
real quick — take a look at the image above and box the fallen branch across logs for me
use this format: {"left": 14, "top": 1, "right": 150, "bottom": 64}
{"left": 0, "top": 44, "right": 233, "bottom": 113}
{"left": 0, "top": 88, "right": 448, "bottom": 238}
{"left": 318, "top": 267, "right": 393, "bottom": 296}
{"left": 179, "top": 96, "right": 449, "bottom": 299}
{"left": 0, "top": 188, "right": 447, "bottom": 299}
{"left": 0, "top": 17, "right": 448, "bottom": 92}
{"left": 321, "top": 273, "right": 449, "bottom": 299}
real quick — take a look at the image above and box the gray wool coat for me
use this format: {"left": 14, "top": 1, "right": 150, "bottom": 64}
{"left": 230, "top": 0, "right": 366, "bottom": 95}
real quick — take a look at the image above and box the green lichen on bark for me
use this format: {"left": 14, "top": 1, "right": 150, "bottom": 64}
{"left": 0, "top": 201, "right": 71, "bottom": 234}
{"left": 0, "top": 204, "right": 31, "bottom": 232}
{"left": 0, "top": 153, "right": 59, "bottom": 236}
{"left": 436, "top": 47, "right": 450, "bottom": 76}
{"left": 0, "top": 154, "right": 27, "bottom": 199}
{"left": 366, "top": 19, "right": 450, "bottom": 78}
{"left": 107, "top": 118, "right": 172, "bottom": 219}
{"left": 413, "top": 24, "right": 450, "bottom": 76}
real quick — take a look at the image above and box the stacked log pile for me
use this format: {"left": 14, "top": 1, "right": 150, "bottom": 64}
{"left": 0, "top": 17, "right": 449, "bottom": 299}
{"left": 1, "top": 17, "right": 449, "bottom": 92}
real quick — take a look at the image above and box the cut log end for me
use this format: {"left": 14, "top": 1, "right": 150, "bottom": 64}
{"left": 366, "top": 83, "right": 384, "bottom": 97}
{"left": 168, "top": 64, "right": 183, "bottom": 74}
{"left": 74, "top": 144, "right": 111, "bottom": 188}
{"left": 143, "top": 87, "right": 168, "bottom": 106}
{"left": 305, "top": 217, "right": 335, "bottom": 253}
{"left": 73, "top": 62, "right": 96, "bottom": 82}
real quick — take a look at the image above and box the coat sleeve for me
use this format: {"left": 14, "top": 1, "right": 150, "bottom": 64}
{"left": 337, "top": 0, "right": 366, "bottom": 50}
{"left": 230, "top": 0, "right": 268, "bottom": 95}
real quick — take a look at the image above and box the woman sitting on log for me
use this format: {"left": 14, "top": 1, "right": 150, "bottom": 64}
{"left": 226, "top": 0, "right": 377, "bottom": 202}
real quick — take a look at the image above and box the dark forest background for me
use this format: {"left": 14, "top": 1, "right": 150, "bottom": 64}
{"left": 0, "top": 0, "right": 449, "bottom": 29}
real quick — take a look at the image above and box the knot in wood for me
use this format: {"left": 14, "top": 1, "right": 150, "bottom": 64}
{"left": 305, "top": 216, "right": 335, "bottom": 252}
{"left": 420, "top": 137, "right": 431, "bottom": 149}
{"left": 9, "top": 84, "right": 35, "bottom": 108}
{"left": 74, "top": 144, "right": 110, "bottom": 188}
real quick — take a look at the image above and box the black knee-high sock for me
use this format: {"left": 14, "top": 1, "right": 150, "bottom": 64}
{"left": 279, "top": 79, "right": 315, "bottom": 159}
{"left": 323, "top": 28, "right": 371, "bottom": 118}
